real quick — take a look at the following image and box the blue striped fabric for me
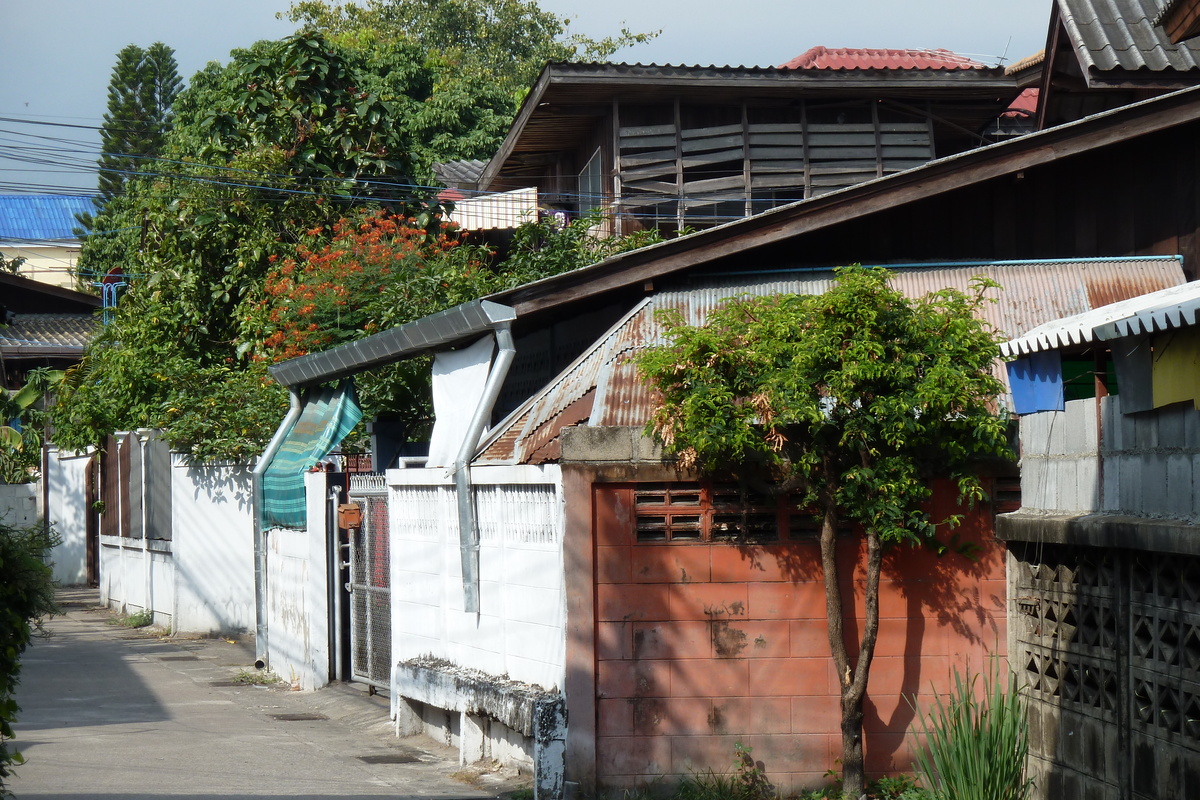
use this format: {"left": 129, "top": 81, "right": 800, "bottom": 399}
{"left": 261, "top": 381, "right": 363, "bottom": 530}
{"left": 0, "top": 195, "right": 97, "bottom": 240}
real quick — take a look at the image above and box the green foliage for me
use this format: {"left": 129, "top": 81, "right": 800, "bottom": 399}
{"left": 0, "top": 522, "right": 60, "bottom": 794}
{"left": 0, "top": 252, "right": 22, "bottom": 274}
{"left": 112, "top": 609, "right": 154, "bottom": 629}
{"left": 638, "top": 266, "right": 1010, "bottom": 543}
{"left": 285, "top": 0, "right": 658, "bottom": 104}
{"left": 0, "top": 369, "right": 64, "bottom": 484}
{"left": 910, "top": 659, "right": 1032, "bottom": 800}
{"left": 676, "top": 742, "right": 775, "bottom": 800}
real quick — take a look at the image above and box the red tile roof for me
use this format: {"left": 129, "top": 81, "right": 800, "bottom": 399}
{"left": 780, "top": 47, "right": 986, "bottom": 70}
{"left": 1004, "top": 88, "right": 1040, "bottom": 118}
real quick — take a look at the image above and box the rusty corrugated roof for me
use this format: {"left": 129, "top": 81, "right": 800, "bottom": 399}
{"left": 476, "top": 257, "right": 1185, "bottom": 465}
{"left": 1059, "top": 0, "right": 1200, "bottom": 76}
{"left": 780, "top": 47, "right": 986, "bottom": 70}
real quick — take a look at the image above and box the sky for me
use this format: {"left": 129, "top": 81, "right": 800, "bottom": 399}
{"left": 0, "top": 0, "right": 1053, "bottom": 195}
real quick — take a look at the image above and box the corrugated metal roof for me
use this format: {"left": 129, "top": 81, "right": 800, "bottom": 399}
{"left": 0, "top": 313, "right": 97, "bottom": 358}
{"left": 0, "top": 195, "right": 94, "bottom": 241}
{"left": 1003, "top": 277, "right": 1200, "bottom": 354}
{"left": 1059, "top": 0, "right": 1200, "bottom": 75}
{"left": 780, "top": 47, "right": 986, "bottom": 70}
{"left": 478, "top": 257, "right": 1185, "bottom": 465}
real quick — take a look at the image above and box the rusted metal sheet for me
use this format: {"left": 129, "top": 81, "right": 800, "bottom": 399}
{"left": 478, "top": 257, "right": 1185, "bottom": 466}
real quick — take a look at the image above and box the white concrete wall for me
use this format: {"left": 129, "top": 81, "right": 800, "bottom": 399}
{"left": 97, "top": 453, "right": 257, "bottom": 634}
{"left": 170, "top": 457, "right": 256, "bottom": 633}
{"left": 0, "top": 482, "right": 40, "bottom": 528}
{"left": 388, "top": 465, "right": 566, "bottom": 691}
{"left": 45, "top": 447, "right": 91, "bottom": 585}
{"left": 1020, "top": 394, "right": 1200, "bottom": 520}
{"left": 98, "top": 535, "right": 173, "bottom": 626}
{"left": 264, "top": 470, "right": 330, "bottom": 690}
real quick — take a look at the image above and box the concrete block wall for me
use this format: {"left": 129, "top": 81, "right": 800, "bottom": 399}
{"left": 1021, "top": 396, "right": 1200, "bottom": 521}
{"left": 588, "top": 480, "right": 1006, "bottom": 793}
{"left": 0, "top": 482, "right": 40, "bottom": 528}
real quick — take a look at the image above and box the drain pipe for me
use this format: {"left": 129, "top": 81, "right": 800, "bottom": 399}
{"left": 453, "top": 323, "right": 516, "bottom": 613}
{"left": 252, "top": 389, "right": 303, "bottom": 670}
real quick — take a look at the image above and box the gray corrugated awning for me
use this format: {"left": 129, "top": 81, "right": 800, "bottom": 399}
{"left": 268, "top": 299, "right": 516, "bottom": 389}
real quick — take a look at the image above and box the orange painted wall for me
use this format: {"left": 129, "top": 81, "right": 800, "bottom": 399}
{"left": 589, "top": 480, "right": 1007, "bottom": 792}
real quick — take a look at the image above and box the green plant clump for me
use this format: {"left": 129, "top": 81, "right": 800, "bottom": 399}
{"left": 0, "top": 522, "right": 60, "bottom": 795}
{"left": 910, "top": 659, "right": 1032, "bottom": 800}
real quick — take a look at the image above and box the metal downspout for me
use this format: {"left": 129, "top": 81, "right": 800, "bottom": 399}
{"left": 453, "top": 323, "right": 516, "bottom": 613}
{"left": 252, "top": 389, "right": 303, "bottom": 669}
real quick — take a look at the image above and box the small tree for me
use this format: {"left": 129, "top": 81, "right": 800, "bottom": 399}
{"left": 637, "top": 266, "right": 1011, "bottom": 798}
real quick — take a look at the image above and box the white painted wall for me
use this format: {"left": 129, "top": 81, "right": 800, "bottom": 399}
{"left": 388, "top": 465, "right": 566, "bottom": 691}
{"left": 170, "top": 456, "right": 256, "bottom": 633}
{"left": 96, "top": 452, "right": 257, "bottom": 634}
{"left": 264, "top": 470, "right": 330, "bottom": 690}
{"left": 45, "top": 447, "right": 91, "bottom": 585}
{"left": 0, "top": 482, "right": 40, "bottom": 528}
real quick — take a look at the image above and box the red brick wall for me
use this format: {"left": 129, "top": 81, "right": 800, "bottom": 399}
{"left": 590, "top": 480, "right": 1007, "bottom": 792}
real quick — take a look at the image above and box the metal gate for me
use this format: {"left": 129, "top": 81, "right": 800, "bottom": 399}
{"left": 347, "top": 474, "right": 391, "bottom": 690}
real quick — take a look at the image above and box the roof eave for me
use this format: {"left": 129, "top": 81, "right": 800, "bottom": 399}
{"left": 268, "top": 299, "right": 517, "bottom": 389}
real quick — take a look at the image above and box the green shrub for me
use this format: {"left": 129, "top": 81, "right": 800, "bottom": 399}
{"left": 675, "top": 743, "right": 774, "bottom": 800}
{"left": 0, "top": 521, "right": 60, "bottom": 794}
{"left": 910, "top": 659, "right": 1032, "bottom": 800}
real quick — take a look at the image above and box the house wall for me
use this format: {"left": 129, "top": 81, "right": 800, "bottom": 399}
{"left": 264, "top": 469, "right": 331, "bottom": 690}
{"left": 10, "top": 244, "right": 80, "bottom": 289}
{"left": 1018, "top": 395, "right": 1200, "bottom": 520}
{"left": 1003, "top": 391, "right": 1200, "bottom": 800}
{"left": 45, "top": 447, "right": 91, "bottom": 585}
{"left": 388, "top": 465, "right": 566, "bottom": 689}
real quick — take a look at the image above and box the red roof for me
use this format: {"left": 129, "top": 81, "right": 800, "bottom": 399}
{"left": 780, "top": 47, "right": 986, "bottom": 70}
{"left": 1003, "top": 88, "right": 1039, "bottom": 118}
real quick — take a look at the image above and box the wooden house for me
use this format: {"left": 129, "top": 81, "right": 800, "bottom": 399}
{"left": 477, "top": 53, "right": 1019, "bottom": 234}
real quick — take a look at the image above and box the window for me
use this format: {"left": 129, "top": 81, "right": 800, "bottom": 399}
{"left": 578, "top": 148, "right": 603, "bottom": 214}
{"left": 633, "top": 481, "right": 847, "bottom": 543}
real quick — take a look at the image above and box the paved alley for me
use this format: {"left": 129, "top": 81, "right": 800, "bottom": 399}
{"left": 11, "top": 589, "right": 505, "bottom": 799}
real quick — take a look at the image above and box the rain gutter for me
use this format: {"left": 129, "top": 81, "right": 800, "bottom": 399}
{"left": 453, "top": 322, "right": 516, "bottom": 613}
{"left": 251, "top": 389, "right": 302, "bottom": 669}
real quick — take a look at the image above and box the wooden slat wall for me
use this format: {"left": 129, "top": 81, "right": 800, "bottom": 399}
{"left": 615, "top": 100, "right": 935, "bottom": 222}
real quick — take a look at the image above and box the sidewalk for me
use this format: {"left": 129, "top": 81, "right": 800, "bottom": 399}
{"left": 11, "top": 588, "right": 518, "bottom": 799}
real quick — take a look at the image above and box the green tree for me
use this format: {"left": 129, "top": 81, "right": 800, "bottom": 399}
{"left": 0, "top": 522, "right": 59, "bottom": 795}
{"left": 94, "top": 43, "right": 183, "bottom": 205}
{"left": 284, "top": 0, "right": 656, "bottom": 167}
{"left": 636, "top": 267, "right": 1012, "bottom": 798}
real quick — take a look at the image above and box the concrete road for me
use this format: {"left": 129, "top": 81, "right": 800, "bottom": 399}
{"left": 11, "top": 589, "right": 504, "bottom": 799}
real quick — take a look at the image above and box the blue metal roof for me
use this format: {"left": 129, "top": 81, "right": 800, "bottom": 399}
{"left": 0, "top": 194, "right": 96, "bottom": 241}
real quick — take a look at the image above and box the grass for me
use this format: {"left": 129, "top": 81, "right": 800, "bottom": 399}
{"left": 107, "top": 609, "right": 154, "bottom": 628}
{"left": 230, "top": 669, "right": 283, "bottom": 686}
{"left": 909, "top": 658, "right": 1032, "bottom": 800}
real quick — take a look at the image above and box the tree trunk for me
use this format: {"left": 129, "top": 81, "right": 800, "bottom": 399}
{"left": 821, "top": 499, "right": 885, "bottom": 800}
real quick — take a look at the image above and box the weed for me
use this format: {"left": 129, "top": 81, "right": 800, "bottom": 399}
{"left": 113, "top": 609, "right": 154, "bottom": 628}
{"left": 507, "top": 789, "right": 534, "bottom": 800}
{"left": 230, "top": 669, "right": 282, "bottom": 686}
{"left": 676, "top": 742, "right": 774, "bottom": 800}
